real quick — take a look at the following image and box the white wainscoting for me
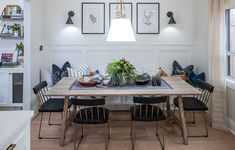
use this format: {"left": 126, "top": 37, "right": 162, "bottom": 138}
{"left": 44, "top": 44, "right": 193, "bottom": 105}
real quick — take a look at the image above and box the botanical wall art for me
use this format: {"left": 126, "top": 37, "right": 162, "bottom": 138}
{"left": 82, "top": 3, "right": 105, "bottom": 34}
{"left": 109, "top": 2, "right": 133, "bottom": 25}
{"left": 136, "top": 3, "right": 160, "bottom": 34}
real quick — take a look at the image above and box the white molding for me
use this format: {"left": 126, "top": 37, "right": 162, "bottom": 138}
{"left": 45, "top": 43, "right": 194, "bottom": 46}
{"left": 227, "top": 118, "right": 235, "bottom": 135}
{"left": 226, "top": 78, "right": 235, "bottom": 90}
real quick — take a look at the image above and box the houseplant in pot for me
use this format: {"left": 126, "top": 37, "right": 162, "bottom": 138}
{"left": 12, "top": 24, "right": 21, "bottom": 37}
{"left": 106, "top": 58, "right": 137, "bottom": 86}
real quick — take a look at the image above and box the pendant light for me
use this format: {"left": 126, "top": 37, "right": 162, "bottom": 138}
{"left": 107, "top": 0, "right": 136, "bottom": 42}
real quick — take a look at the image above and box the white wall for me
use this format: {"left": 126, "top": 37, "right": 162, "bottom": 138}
{"left": 42, "top": 0, "right": 204, "bottom": 75}
{"left": 28, "top": 0, "right": 209, "bottom": 106}
{"left": 23, "top": 0, "right": 45, "bottom": 110}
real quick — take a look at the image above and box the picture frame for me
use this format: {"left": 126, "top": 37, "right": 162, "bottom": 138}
{"left": 82, "top": 3, "right": 105, "bottom": 34}
{"left": 109, "top": 3, "right": 133, "bottom": 26}
{"left": 1, "top": 52, "right": 14, "bottom": 62}
{"left": 136, "top": 3, "right": 160, "bottom": 34}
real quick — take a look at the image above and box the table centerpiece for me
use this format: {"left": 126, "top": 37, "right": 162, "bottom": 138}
{"left": 106, "top": 58, "right": 137, "bottom": 86}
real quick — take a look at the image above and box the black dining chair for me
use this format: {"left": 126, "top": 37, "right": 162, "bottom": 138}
{"left": 33, "top": 81, "right": 72, "bottom": 139}
{"left": 72, "top": 98, "right": 110, "bottom": 150}
{"left": 173, "top": 79, "right": 214, "bottom": 137}
{"left": 130, "top": 96, "right": 167, "bottom": 150}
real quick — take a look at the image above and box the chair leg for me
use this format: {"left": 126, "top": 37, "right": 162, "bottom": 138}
{"left": 74, "top": 124, "right": 84, "bottom": 150}
{"left": 48, "top": 112, "right": 52, "bottom": 125}
{"left": 156, "top": 121, "right": 159, "bottom": 136}
{"left": 105, "top": 124, "right": 110, "bottom": 150}
{"left": 108, "top": 122, "right": 111, "bottom": 139}
{"left": 188, "top": 112, "right": 208, "bottom": 137}
{"left": 38, "top": 112, "right": 60, "bottom": 139}
{"left": 48, "top": 112, "right": 62, "bottom": 126}
{"left": 131, "top": 121, "right": 135, "bottom": 150}
{"left": 38, "top": 112, "right": 43, "bottom": 139}
{"left": 193, "top": 111, "right": 196, "bottom": 124}
{"left": 156, "top": 121, "right": 165, "bottom": 150}
{"left": 203, "top": 112, "right": 208, "bottom": 137}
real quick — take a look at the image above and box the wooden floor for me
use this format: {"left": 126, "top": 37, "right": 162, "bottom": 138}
{"left": 31, "top": 112, "right": 235, "bottom": 150}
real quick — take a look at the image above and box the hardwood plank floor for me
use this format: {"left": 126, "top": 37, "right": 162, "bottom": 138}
{"left": 31, "top": 112, "right": 235, "bottom": 150}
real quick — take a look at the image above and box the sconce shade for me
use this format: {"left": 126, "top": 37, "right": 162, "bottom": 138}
{"left": 66, "top": 11, "right": 75, "bottom": 24}
{"left": 107, "top": 18, "right": 136, "bottom": 42}
{"left": 167, "top": 11, "right": 176, "bottom": 24}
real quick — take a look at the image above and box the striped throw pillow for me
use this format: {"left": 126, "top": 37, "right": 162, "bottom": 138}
{"left": 67, "top": 66, "right": 90, "bottom": 77}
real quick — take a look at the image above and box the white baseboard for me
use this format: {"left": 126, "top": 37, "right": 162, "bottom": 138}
{"left": 227, "top": 118, "right": 235, "bottom": 135}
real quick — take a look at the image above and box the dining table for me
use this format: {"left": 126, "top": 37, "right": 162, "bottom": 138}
{"left": 45, "top": 76, "right": 201, "bottom": 147}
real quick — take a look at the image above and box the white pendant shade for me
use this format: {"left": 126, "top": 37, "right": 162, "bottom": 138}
{"left": 107, "top": 18, "right": 136, "bottom": 42}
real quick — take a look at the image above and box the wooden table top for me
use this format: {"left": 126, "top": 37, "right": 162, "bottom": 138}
{"left": 45, "top": 76, "right": 201, "bottom": 96}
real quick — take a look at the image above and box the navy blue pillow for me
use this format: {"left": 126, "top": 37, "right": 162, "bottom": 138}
{"left": 172, "top": 60, "right": 194, "bottom": 77}
{"left": 52, "top": 61, "right": 71, "bottom": 85}
{"left": 189, "top": 72, "right": 205, "bottom": 87}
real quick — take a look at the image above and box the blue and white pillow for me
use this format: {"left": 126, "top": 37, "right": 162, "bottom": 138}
{"left": 67, "top": 66, "right": 90, "bottom": 77}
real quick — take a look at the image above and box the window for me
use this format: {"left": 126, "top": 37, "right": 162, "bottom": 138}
{"left": 226, "top": 9, "right": 235, "bottom": 78}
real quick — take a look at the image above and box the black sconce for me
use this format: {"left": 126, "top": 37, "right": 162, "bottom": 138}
{"left": 167, "top": 11, "right": 176, "bottom": 24}
{"left": 66, "top": 11, "right": 75, "bottom": 24}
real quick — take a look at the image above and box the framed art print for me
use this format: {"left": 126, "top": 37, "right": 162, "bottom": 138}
{"left": 82, "top": 3, "right": 105, "bottom": 34}
{"left": 109, "top": 3, "right": 133, "bottom": 26}
{"left": 136, "top": 3, "right": 160, "bottom": 34}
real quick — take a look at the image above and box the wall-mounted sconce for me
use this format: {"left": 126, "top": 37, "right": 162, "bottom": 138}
{"left": 167, "top": 11, "right": 176, "bottom": 24}
{"left": 66, "top": 11, "right": 75, "bottom": 24}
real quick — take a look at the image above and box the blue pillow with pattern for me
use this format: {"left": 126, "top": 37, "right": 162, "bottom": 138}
{"left": 189, "top": 72, "right": 205, "bottom": 87}
{"left": 172, "top": 60, "right": 194, "bottom": 77}
{"left": 52, "top": 61, "right": 71, "bottom": 85}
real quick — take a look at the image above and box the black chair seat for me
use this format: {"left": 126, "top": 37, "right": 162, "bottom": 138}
{"left": 174, "top": 97, "right": 208, "bottom": 111}
{"left": 73, "top": 107, "right": 109, "bottom": 124}
{"left": 130, "top": 105, "right": 166, "bottom": 122}
{"left": 39, "top": 98, "right": 72, "bottom": 112}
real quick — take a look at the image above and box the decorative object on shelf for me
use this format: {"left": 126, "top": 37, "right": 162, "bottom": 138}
{"left": 167, "top": 11, "right": 176, "bottom": 24}
{"left": 107, "top": 1, "right": 135, "bottom": 42}
{"left": 82, "top": 3, "right": 105, "bottom": 34}
{"left": 1, "top": 52, "right": 14, "bottom": 62}
{"left": 106, "top": 58, "right": 137, "bottom": 86}
{"left": 16, "top": 42, "right": 24, "bottom": 56}
{"left": 136, "top": 3, "right": 160, "bottom": 34}
{"left": 66, "top": 11, "right": 74, "bottom": 24}
{"left": 0, "top": 52, "right": 18, "bottom": 67}
{"left": 135, "top": 73, "right": 151, "bottom": 85}
{"left": 0, "top": 24, "right": 13, "bottom": 37}
{"left": 12, "top": 23, "right": 21, "bottom": 37}
{"left": 0, "top": 24, "right": 23, "bottom": 38}
{"left": 1, "top": 5, "right": 23, "bottom": 20}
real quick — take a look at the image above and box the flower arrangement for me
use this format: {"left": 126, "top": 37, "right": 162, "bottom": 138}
{"left": 106, "top": 58, "right": 137, "bottom": 86}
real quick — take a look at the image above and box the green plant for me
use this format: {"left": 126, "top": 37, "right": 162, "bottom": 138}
{"left": 106, "top": 58, "right": 137, "bottom": 86}
{"left": 16, "top": 42, "right": 24, "bottom": 56}
{"left": 12, "top": 24, "right": 21, "bottom": 32}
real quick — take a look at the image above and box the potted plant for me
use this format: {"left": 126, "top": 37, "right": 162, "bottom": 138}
{"left": 106, "top": 58, "right": 137, "bottom": 86}
{"left": 12, "top": 24, "right": 21, "bottom": 37}
{"left": 16, "top": 42, "right": 24, "bottom": 56}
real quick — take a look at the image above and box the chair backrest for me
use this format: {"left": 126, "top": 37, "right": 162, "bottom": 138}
{"left": 195, "top": 80, "right": 214, "bottom": 105}
{"left": 72, "top": 98, "right": 107, "bottom": 121}
{"left": 33, "top": 81, "right": 49, "bottom": 106}
{"left": 133, "top": 96, "right": 167, "bottom": 119}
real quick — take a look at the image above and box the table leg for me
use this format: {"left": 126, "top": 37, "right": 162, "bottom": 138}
{"left": 166, "top": 96, "right": 171, "bottom": 117}
{"left": 60, "top": 96, "right": 69, "bottom": 146}
{"left": 178, "top": 95, "right": 188, "bottom": 145}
